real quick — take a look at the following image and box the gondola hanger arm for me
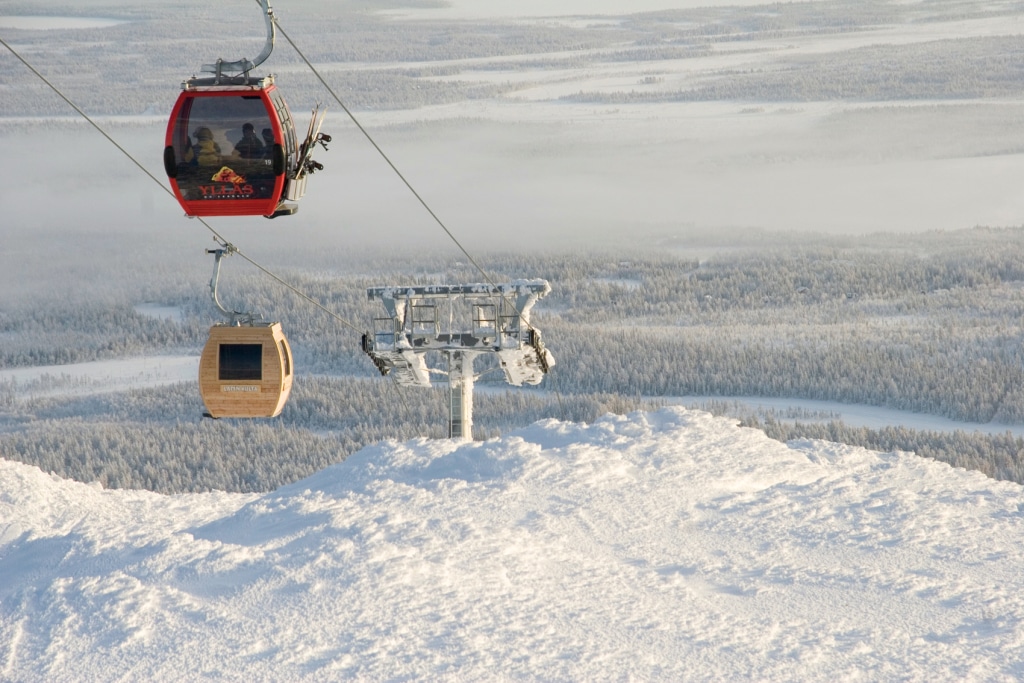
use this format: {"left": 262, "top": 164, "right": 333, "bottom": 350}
{"left": 200, "top": 0, "right": 276, "bottom": 79}
{"left": 207, "top": 247, "right": 260, "bottom": 326}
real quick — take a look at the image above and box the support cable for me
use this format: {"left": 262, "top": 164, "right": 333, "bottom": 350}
{"left": 274, "top": 14, "right": 568, "bottom": 421}
{"left": 0, "top": 34, "right": 363, "bottom": 337}
{"left": 2, "top": 31, "right": 455, "bottom": 418}
{"left": 274, "top": 21, "right": 543, "bottom": 330}
{"left": 273, "top": 22, "right": 496, "bottom": 290}
{"left": 0, "top": 37, "right": 213, "bottom": 232}
{"left": 5, "top": 22, "right": 566, "bottom": 421}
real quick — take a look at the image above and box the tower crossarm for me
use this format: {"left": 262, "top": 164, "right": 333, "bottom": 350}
{"left": 361, "top": 279, "right": 555, "bottom": 440}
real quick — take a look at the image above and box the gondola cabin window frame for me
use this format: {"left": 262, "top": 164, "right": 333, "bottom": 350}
{"left": 279, "top": 339, "right": 291, "bottom": 377}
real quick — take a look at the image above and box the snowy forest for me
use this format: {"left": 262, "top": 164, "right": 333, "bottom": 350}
{"left": 6, "top": 0, "right": 1024, "bottom": 492}
{"left": 6, "top": 228, "right": 1024, "bottom": 491}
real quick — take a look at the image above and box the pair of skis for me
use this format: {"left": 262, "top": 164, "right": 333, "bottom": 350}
{"left": 295, "top": 105, "right": 330, "bottom": 179}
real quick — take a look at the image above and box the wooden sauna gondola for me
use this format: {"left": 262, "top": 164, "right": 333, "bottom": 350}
{"left": 198, "top": 321, "right": 293, "bottom": 418}
{"left": 197, "top": 247, "right": 294, "bottom": 419}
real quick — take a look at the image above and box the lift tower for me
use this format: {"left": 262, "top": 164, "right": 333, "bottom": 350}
{"left": 362, "top": 280, "right": 555, "bottom": 440}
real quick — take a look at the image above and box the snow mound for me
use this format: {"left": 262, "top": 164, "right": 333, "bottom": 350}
{"left": 2, "top": 407, "right": 1023, "bottom": 681}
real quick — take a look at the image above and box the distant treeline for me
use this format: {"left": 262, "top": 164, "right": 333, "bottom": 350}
{"left": 0, "top": 377, "right": 655, "bottom": 494}
{"left": 746, "top": 416, "right": 1024, "bottom": 485}
{"left": 5, "top": 0, "right": 1024, "bottom": 119}
{"left": 0, "top": 3, "right": 599, "bottom": 118}
{"left": 6, "top": 228, "right": 1024, "bottom": 491}
{"left": 562, "top": 36, "right": 1024, "bottom": 104}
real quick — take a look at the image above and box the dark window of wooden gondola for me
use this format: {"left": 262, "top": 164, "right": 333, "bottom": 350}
{"left": 219, "top": 344, "right": 263, "bottom": 380}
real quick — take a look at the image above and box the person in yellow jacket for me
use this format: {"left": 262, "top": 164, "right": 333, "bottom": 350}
{"left": 187, "top": 127, "right": 222, "bottom": 165}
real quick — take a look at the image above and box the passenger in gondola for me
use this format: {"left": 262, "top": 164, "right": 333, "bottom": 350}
{"left": 189, "top": 126, "right": 222, "bottom": 165}
{"left": 234, "top": 122, "right": 265, "bottom": 159}
{"left": 262, "top": 127, "right": 274, "bottom": 153}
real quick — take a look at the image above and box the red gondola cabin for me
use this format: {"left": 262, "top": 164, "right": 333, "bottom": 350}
{"left": 163, "top": 76, "right": 304, "bottom": 218}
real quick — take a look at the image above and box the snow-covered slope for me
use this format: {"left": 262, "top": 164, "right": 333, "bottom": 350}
{"left": 2, "top": 408, "right": 1023, "bottom": 681}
